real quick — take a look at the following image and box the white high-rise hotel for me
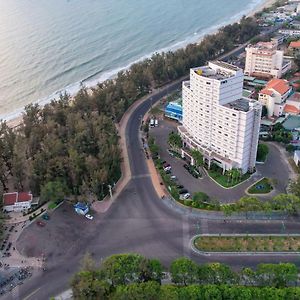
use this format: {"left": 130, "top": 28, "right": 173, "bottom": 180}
{"left": 178, "top": 61, "right": 262, "bottom": 174}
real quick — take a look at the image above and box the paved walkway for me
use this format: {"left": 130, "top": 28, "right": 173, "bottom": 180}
{"left": 1, "top": 221, "right": 43, "bottom": 269}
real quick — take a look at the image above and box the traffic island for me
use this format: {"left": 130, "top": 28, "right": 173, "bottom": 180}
{"left": 247, "top": 177, "right": 273, "bottom": 195}
{"left": 192, "top": 234, "right": 300, "bottom": 255}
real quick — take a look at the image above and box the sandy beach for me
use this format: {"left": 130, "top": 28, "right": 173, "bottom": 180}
{"left": 4, "top": 0, "right": 279, "bottom": 129}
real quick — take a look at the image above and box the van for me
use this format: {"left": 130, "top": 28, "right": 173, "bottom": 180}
{"left": 150, "top": 119, "right": 155, "bottom": 128}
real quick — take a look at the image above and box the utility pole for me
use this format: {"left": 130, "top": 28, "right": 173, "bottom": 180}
{"left": 108, "top": 184, "right": 113, "bottom": 199}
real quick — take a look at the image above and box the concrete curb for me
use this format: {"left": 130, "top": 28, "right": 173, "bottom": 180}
{"left": 191, "top": 234, "right": 300, "bottom": 256}
{"left": 203, "top": 167, "right": 257, "bottom": 190}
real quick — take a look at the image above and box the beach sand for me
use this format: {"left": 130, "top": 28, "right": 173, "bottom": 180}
{"left": 4, "top": 0, "right": 279, "bottom": 129}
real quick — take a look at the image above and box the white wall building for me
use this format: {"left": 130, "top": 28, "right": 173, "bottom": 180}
{"left": 178, "top": 61, "right": 262, "bottom": 174}
{"left": 279, "top": 29, "right": 300, "bottom": 37}
{"left": 294, "top": 150, "right": 300, "bottom": 166}
{"left": 244, "top": 41, "right": 285, "bottom": 79}
{"left": 258, "top": 79, "right": 292, "bottom": 117}
{"left": 3, "top": 192, "right": 33, "bottom": 212}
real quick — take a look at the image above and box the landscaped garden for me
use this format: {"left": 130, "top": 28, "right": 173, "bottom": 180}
{"left": 194, "top": 235, "right": 300, "bottom": 252}
{"left": 206, "top": 164, "right": 250, "bottom": 188}
{"left": 247, "top": 177, "right": 273, "bottom": 194}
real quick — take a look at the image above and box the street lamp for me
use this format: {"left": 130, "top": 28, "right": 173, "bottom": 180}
{"left": 108, "top": 184, "right": 113, "bottom": 200}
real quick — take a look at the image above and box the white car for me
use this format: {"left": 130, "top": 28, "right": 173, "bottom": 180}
{"left": 85, "top": 214, "right": 94, "bottom": 220}
{"left": 180, "top": 193, "right": 191, "bottom": 200}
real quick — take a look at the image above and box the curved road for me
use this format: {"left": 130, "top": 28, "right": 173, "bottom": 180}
{"left": 5, "top": 80, "right": 300, "bottom": 300}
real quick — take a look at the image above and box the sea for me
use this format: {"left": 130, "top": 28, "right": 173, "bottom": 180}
{"left": 0, "top": 0, "right": 266, "bottom": 121}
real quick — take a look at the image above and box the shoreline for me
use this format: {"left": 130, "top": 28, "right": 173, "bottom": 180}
{"left": 248, "top": 0, "right": 277, "bottom": 17}
{"left": 5, "top": 0, "right": 276, "bottom": 129}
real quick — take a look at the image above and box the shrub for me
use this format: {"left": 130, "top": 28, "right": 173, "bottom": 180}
{"left": 256, "top": 144, "right": 269, "bottom": 162}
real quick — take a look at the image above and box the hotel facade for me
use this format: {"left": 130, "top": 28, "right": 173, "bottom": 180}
{"left": 244, "top": 41, "right": 285, "bottom": 79}
{"left": 178, "top": 61, "right": 262, "bottom": 174}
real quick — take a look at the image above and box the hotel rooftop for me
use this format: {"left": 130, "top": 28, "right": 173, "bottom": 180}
{"left": 192, "top": 61, "right": 241, "bottom": 81}
{"left": 247, "top": 41, "right": 277, "bottom": 50}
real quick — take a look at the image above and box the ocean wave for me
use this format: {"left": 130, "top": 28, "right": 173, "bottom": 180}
{"left": 0, "top": 0, "right": 265, "bottom": 122}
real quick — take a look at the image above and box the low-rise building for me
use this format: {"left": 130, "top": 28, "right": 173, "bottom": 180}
{"left": 74, "top": 202, "right": 89, "bottom": 215}
{"left": 288, "top": 40, "right": 300, "bottom": 56}
{"left": 279, "top": 29, "right": 300, "bottom": 37}
{"left": 258, "top": 78, "right": 292, "bottom": 117}
{"left": 294, "top": 150, "right": 300, "bottom": 166}
{"left": 271, "top": 35, "right": 286, "bottom": 45}
{"left": 285, "top": 92, "right": 300, "bottom": 115}
{"left": 244, "top": 41, "right": 285, "bottom": 79}
{"left": 164, "top": 101, "right": 183, "bottom": 122}
{"left": 3, "top": 192, "right": 33, "bottom": 212}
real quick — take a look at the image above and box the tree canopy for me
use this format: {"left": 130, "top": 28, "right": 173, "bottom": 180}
{"left": 71, "top": 253, "right": 300, "bottom": 300}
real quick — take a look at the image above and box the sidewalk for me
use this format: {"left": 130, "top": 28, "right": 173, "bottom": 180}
{"left": 5, "top": 202, "right": 49, "bottom": 225}
{"left": 146, "top": 159, "right": 165, "bottom": 199}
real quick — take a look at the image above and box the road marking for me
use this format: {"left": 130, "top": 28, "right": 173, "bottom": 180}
{"left": 132, "top": 174, "right": 151, "bottom": 179}
{"left": 23, "top": 287, "right": 41, "bottom": 300}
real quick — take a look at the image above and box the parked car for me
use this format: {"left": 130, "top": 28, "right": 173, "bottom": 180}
{"left": 167, "top": 149, "right": 175, "bottom": 157}
{"left": 171, "top": 175, "right": 177, "bottom": 180}
{"left": 42, "top": 213, "right": 50, "bottom": 220}
{"left": 165, "top": 169, "right": 171, "bottom": 174}
{"left": 190, "top": 169, "right": 200, "bottom": 179}
{"left": 183, "top": 164, "right": 200, "bottom": 178}
{"left": 180, "top": 193, "right": 191, "bottom": 200}
{"left": 163, "top": 166, "right": 172, "bottom": 171}
{"left": 183, "top": 164, "right": 189, "bottom": 169}
{"left": 36, "top": 221, "right": 45, "bottom": 227}
{"left": 179, "top": 189, "right": 188, "bottom": 194}
{"left": 85, "top": 214, "right": 94, "bottom": 220}
{"left": 176, "top": 184, "right": 184, "bottom": 189}
{"left": 150, "top": 119, "right": 155, "bottom": 128}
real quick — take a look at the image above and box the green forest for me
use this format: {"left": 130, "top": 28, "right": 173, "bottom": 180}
{"left": 71, "top": 253, "right": 300, "bottom": 300}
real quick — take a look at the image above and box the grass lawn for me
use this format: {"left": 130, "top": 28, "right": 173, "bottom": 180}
{"left": 248, "top": 177, "right": 273, "bottom": 194}
{"left": 207, "top": 169, "right": 250, "bottom": 188}
{"left": 48, "top": 202, "right": 57, "bottom": 210}
{"left": 194, "top": 235, "right": 300, "bottom": 252}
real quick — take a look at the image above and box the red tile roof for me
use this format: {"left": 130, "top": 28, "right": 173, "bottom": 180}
{"left": 3, "top": 193, "right": 17, "bottom": 206}
{"left": 17, "top": 192, "right": 32, "bottom": 202}
{"left": 288, "top": 92, "right": 300, "bottom": 103}
{"left": 290, "top": 41, "right": 300, "bottom": 48}
{"left": 260, "top": 89, "right": 273, "bottom": 96}
{"left": 3, "top": 192, "right": 32, "bottom": 206}
{"left": 284, "top": 104, "right": 300, "bottom": 114}
{"left": 263, "top": 79, "right": 290, "bottom": 96}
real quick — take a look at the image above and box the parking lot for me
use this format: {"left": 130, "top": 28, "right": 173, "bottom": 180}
{"left": 150, "top": 117, "right": 291, "bottom": 203}
{"left": 16, "top": 202, "right": 95, "bottom": 266}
